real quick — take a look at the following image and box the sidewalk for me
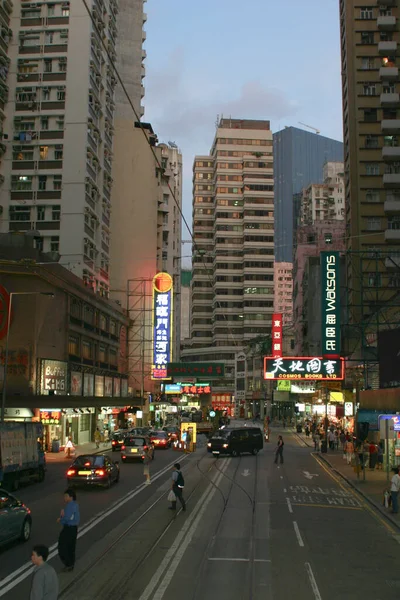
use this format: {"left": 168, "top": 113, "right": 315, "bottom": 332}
{"left": 45, "top": 441, "right": 112, "bottom": 462}
{"left": 294, "top": 430, "right": 400, "bottom": 530}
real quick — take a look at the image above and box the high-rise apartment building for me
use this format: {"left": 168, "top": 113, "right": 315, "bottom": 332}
{"left": 273, "top": 127, "right": 343, "bottom": 262}
{"left": 299, "top": 162, "right": 345, "bottom": 226}
{"left": 274, "top": 262, "right": 293, "bottom": 326}
{"left": 339, "top": 0, "right": 400, "bottom": 375}
{"left": 182, "top": 118, "right": 275, "bottom": 393}
{"left": 0, "top": 0, "right": 119, "bottom": 296}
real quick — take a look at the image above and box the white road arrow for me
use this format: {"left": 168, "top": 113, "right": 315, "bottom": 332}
{"left": 303, "top": 471, "right": 319, "bottom": 480}
{"left": 242, "top": 469, "right": 250, "bottom": 477}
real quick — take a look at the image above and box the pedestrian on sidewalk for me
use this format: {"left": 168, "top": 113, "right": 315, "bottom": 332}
{"left": 94, "top": 428, "right": 101, "bottom": 449}
{"left": 57, "top": 488, "right": 80, "bottom": 572}
{"left": 313, "top": 430, "right": 320, "bottom": 452}
{"left": 169, "top": 463, "right": 186, "bottom": 511}
{"left": 328, "top": 430, "right": 335, "bottom": 451}
{"left": 30, "top": 544, "right": 59, "bottom": 600}
{"left": 377, "top": 443, "right": 384, "bottom": 470}
{"left": 274, "top": 435, "right": 284, "bottom": 465}
{"left": 339, "top": 430, "right": 346, "bottom": 451}
{"left": 334, "top": 429, "right": 339, "bottom": 450}
{"left": 391, "top": 467, "right": 400, "bottom": 514}
{"left": 369, "top": 441, "right": 378, "bottom": 470}
{"left": 344, "top": 438, "right": 354, "bottom": 465}
{"left": 143, "top": 446, "right": 151, "bottom": 485}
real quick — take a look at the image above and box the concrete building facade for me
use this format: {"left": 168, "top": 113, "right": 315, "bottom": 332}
{"left": 273, "top": 126, "right": 343, "bottom": 262}
{"left": 183, "top": 118, "right": 275, "bottom": 397}
{"left": 299, "top": 162, "right": 345, "bottom": 226}
{"left": 0, "top": 0, "right": 119, "bottom": 296}
{"left": 273, "top": 262, "right": 293, "bottom": 326}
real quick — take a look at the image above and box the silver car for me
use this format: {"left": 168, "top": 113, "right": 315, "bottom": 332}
{"left": 121, "top": 435, "right": 154, "bottom": 462}
{"left": 0, "top": 489, "right": 32, "bottom": 546}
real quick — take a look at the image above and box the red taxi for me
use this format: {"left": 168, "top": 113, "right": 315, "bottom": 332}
{"left": 150, "top": 431, "right": 171, "bottom": 449}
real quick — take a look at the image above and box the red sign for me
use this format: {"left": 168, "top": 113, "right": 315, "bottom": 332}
{"left": 40, "top": 410, "right": 61, "bottom": 425}
{"left": 182, "top": 385, "right": 211, "bottom": 395}
{"left": 212, "top": 394, "right": 233, "bottom": 406}
{"left": 272, "top": 313, "right": 283, "bottom": 357}
{"left": 0, "top": 285, "right": 11, "bottom": 341}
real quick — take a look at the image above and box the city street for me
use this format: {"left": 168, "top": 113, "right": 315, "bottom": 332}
{"left": 2, "top": 429, "right": 399, "bottom": 599}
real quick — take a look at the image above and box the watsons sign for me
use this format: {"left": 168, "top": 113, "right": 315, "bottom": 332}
{"left": 321, "top": 251, "right": 341, "bottom": 357}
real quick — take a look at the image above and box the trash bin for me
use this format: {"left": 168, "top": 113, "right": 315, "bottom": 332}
{"left": 321, "top": 440, "right": 327, "bottom": 454}
{"left": 51, "top": 440, "right": 60, "bottom": 453}
{"left": 296, "top": 425, "right": 302, "bottom": 433}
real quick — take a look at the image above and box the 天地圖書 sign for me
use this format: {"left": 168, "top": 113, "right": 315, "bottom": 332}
{"left": 264, "top": 356, "right": 344, "bottom": 380}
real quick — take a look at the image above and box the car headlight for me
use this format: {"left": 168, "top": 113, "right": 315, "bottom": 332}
{"left": 223, "top": 444, "right": 228, "bottom": 448}
{"left": 207, "top": 443, "right": 211, "bottom": 447}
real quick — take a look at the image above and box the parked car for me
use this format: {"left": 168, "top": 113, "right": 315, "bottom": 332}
{"left": 111, "top": 431, "right": 125, "bottom": 451}
{"left": 0, "top": 489, "right": 32, "bottom": 546}
{"left": 66, "top": 454, "right": 120, "bottom": 488}
{"left": 121, "top": 436, "right": 154, "bottom": 462}
{"left": 150, "top": 431, "right": 171, "bottom": 449}
{"left": 208, "top": 427, "right": 263, "bottom": 457}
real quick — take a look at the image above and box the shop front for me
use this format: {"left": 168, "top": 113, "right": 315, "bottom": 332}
{"left": 211, "top": 393, "right": 234, "bottom": 416}
{"left": 149, "top": 402, "right": 178, "bottom": 427}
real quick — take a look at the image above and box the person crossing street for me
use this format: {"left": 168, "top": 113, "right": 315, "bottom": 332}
{"left": 57, "top": 488, "right": 80, "bottom": 572}
{"left": 169, "top": 463, "right": 186, "bottom": 511}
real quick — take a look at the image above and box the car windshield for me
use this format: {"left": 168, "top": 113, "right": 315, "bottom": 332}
{"left": 165, "top": 427, "right": 176, "bottom": 432}
{"left": 125, "top": 437, "right": 146, "bottom": 447}
{"left": 74, "top": 456, "right": 104, "bottom": 467}
{"left": 153, "top": 432, "right": 167, "bottom": 438}
{"left": 214, "top": 429, "right": 231, "bottom": 439}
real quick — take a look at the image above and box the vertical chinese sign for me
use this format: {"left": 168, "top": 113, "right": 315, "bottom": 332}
{"left": 321, "top": 251, "right": 341, "bottom": 357}
{"left": 271, "top": 313, "right": 283, "bottom": 357}
{"left": 152, "top": 272, "right": 173, "bottom": 380}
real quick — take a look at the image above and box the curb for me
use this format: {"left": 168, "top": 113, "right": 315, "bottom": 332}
{"left": 317, "top": 453, "right": 400, "bottom": 532}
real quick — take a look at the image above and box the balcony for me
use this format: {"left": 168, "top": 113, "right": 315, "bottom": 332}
{"left": 377, "top": 15, "right": 396, "bottom": 30}
{"left": 385, "top": 228, "right": 400, "bottom": 241}
{"left": 383, "top": 173, "right": 400, "bottom": 187}
{"left": 378, "top": 40, "right": 398, "bottom": 55}
{"left": 381, "top": 92, "right": 400, "bottom": 106}
{"left": 380, "top": 66, "right": 398, "bottom": 80}
{"left": 382, "top": 119, "right": 400, "bottom": 133}
{"left": 384, "top": 195, "right": 400, "bottom": 212}
{"left": 383, "top": 145, "right": 400, "bottom": 160}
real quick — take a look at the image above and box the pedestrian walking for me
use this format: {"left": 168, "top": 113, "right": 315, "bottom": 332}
{"left": 334, "top": 430, "right": 339, "bottom": 450}
{"left": 377, "top": 443, "right": 384, "bottom": 470}
{"left": 313, "top": 431, "right": 320, "bottom": 452}
{"left": 30, "top": 544, "right": 59, "bottom": 600}
{"left": 94, "top": 428, "right": 101, "bottom": 449}
{"left": 57, "top": 488, "right": 80, "bottom": 572}
{"left": 328, "top": 430, "right": 335, "bottom": 451}
{"left": 339, "top": 430, "right": 346, "bottom": 451}
{"left": 143, "top": 446, "right": 151, "bottom": 485}
{"left": 344, "top": 438, "right": 354, "bottom": 465}
{"left": 274, "top": 435, "right": 284, "bottom": 465}
{"left": 169, "top": 463, "right": 186, "bottom": 511}
{"left": 369, "top": 441, "right": 378, "bottom": 470}
{"left": 391, "top": 467, "right": 400, "bottom": 514}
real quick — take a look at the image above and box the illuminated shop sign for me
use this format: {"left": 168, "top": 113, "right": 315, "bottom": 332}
{"left": 321, "top": 251, "right": 341, "bottom": 356}
{"left": 167, "top": 362, "right": 224, "bottom": 378}
{"left": 264, "top": 356, "right": 344, "bottom": 381}
{"left": 152, "top": 272, "right": 173, "bottom": 380}
{"left": 165, "top": 384, "right": 182, "bottom": 394}
{"left": 40, "top": 359, "right": 67, "bottom": 394}
{"left": 272, "top": 313, "right": 283, "bottom": 358}
{"left": 181, "top": 383, "right": 211, "bottom": 395}
{"left": 40, "top": 410, "right": 61, "bottom": 425}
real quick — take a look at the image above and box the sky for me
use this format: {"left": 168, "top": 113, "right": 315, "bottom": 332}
{"left": 143, "top": 0, "right": 343, "bottom": 261}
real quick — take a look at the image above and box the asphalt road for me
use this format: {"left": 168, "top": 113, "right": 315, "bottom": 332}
{"left": 0, "top": 444, "right": 180, "bottom": 597}
{"left": 3, "top": 429, "right": 400, "bottom": 599}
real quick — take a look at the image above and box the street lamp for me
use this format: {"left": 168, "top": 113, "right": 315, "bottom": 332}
{"left": 1, "top": 291, "right": 55, "bottom": 423}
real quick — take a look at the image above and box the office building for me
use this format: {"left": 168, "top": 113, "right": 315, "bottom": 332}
{"left": 0, "top": 0, "right": 119, "bottom": 296}
{"left": 273, "top": 127, "right": 343, "bottom": 262}
{"left": 182, "top": 118, "right": 275, "bottom": 398}
{"left": 274, "top": 262, "right": 293, "bottom": 326}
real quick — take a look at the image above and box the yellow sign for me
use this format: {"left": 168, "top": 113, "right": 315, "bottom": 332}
{"left": 180, "top": 422, "right": 197, "bottom": 448}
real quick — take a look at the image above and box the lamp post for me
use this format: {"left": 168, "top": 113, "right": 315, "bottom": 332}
{"left": 1, "top": 291, "right": 55, "bottom": 423}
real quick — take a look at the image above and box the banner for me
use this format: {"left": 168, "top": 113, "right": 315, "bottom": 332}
{"left": 152, "top": 272, "right": 173, "bottom": 380}
{"left": 272, "top": 313, "right": 283, "bottom": 357}
{"left": 321, "top": 251, "right": 341, "bottom": 356}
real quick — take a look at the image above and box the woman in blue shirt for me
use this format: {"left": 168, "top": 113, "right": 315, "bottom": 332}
{"left": 57, "top": 489, "right": 80, "bottom": 572}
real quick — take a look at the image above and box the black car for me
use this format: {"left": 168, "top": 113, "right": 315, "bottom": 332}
{"left": 208, "top": 427, "right": 263, "bottom": 457}
{"left": 67, "top": 454, "right": 120, "bottom": 488}
{"left": 111, "top": 431, "right": 125, "bottom": 451}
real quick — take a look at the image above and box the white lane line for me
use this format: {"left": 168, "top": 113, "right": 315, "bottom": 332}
{"left": 208, "top": 558, "right": 249, "bottom": 562}
{"left": 138, "top": 460, "right": 229, "bottom": 600}
{"left": 286, "top": 498, "right": 293, "bottom": 513}
{"left": 0, "top": 456, "right": 187, "bottom": 597}
{"left": 305, "top": 562, "right": 322, "bottom": 600}
{"left": 393, "top": 535, "right": 400, "bottom": 545}
{"left": 254, "top": 559, "right": 271, "bottom": 563}
{"left": 280, "top": 476, "right": 283, "bottom": 479}
{"left": 293, "top": 521, "right": 304, "bottom": 547}
{"left": 283, "top": 488, "right": 287, "bottom": 493}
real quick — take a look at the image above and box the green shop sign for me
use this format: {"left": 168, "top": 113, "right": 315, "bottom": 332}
{"left": 321, "top": 251, "right": 341, "bottom": 356}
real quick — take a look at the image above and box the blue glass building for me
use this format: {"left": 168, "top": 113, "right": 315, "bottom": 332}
{"left": 273, "top": 127, "right": 343, "bottom": 262}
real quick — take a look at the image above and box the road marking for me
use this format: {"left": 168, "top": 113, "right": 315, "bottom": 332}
{"left": 303, "top": 471, "right": 319, "bottom": 480}
{"left": 208, "top": 557, "right": 249, "bottom": 562}
{"left": 293, "top": 521, "right": 304, "bottom": 547}
{"left": 138, "top": 460, "right": 229, "bottom": 600}
{"left": 312, "top": 453, "right": 397, "bottom": 535}
{"left": 286, "top": 498, "right": 293, "bottom": 513}
{"left": 293, "top": 434, "right": 307, "bottom": 448}
{"left": 254, "top": 559, "right": 271, "bottom": 563}
{"left": 305, "top": 562, "right": 322, "bottom": 600}
{"left": 0, "top": 455, "right": 188, "bottom": 597}
{"left": 283, "top": 488, "right": 287, "bottom": 493}
{"left": 291, "top": 503, "right": 362, "bottom": 510}
{"left": 280, "top": 475, "right": 283, "bottom": 479}
{"left": 393, "top": 535, "right": 400, "bottom": 545}
{"left": 242, "top": 469, "right": 250, "bottom": 477}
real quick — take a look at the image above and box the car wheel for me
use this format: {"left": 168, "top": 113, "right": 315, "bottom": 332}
{"left": 105, "top": 477, "right": 112, "bottom": 489}
{"left": 20, "top": 518, "right": 31, "bottom": 542}
{"left": 252, "top": 448, "right": 259, "bottom": 456}
{"left": 231, "top": 450, "right": 239, "bottom": 457}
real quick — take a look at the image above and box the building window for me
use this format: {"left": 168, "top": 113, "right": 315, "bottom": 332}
{"left": 360, "top": 7, "right": 373, "bottom": 20}
{"left": 388, "top": 216, "right": 400, "bottom": 229}
{"left": 42, "top": 88, "right": 50, "bottom": 101}
{"left": 50, "top": 236, "right": 59, "bottom": 252}
{"left": 35, "top": 237, "right": 43, "bottom": 251}
{"left": 40, "top": 146, "right": 49, "bottom": 160}
{"left": 41, "top": 117, "right": 49, "bottom": 130}
{"left": 109, "top": 348, "right": 117, "bottom": 365}
{"left": 11, "top": 175, "right": 32, "bottom": 190}
{"left": 62, "top": 6, "right": 70, "bottom": 17}
{"left": 52, "top": 205, "right": 60, "bottom": 220}
{"left": 364, "top": 108, "right": 377, "bottom": 122}
{"left": 365, "top": 135, "right": 379, "bottom": 149}
{"left": 57, "top": 116, "right": 64, "bottom": 130}
{"left": 82, "top": 340, "right": 93, "bottom": 360}
{"left": 367, "top": 273, "right": 381, "bottom": 287}
{"left": 366, "top": 217, "right": 382, "bottom": 231}
{"left": 365, "top": 163, "right": 380, "bottom": 176}
{"left": 68, "top": 335, "right": 79, "bottom": 355}
{"left": 55, "top": 147, "right": 63, "bottom": 160}
{"left": 44, "top": 59, "right": 52, "bottom": 73}
{"left": 363, "top": 84, "right": 376, "bottom": 96}
{"left": 98, "top": 344, "right": 106, "bottom": 362}
{"left": 361, "top": 57, "right": 375, "bottom": 70}
{"left": 361, "top": 31, "right": 374, "bottom": 44}
{"left": 38, "top": 175, "right": 47, "bottom": 190}
{"left": 365, "top": 190, "right": 380, "bottom": 203}
{"left": 79, "top": 414, "right": 90, "bottom": 432}
{"left": 54, "top": 175, "right": 62, "bottom": 190}
{"left": 47, "top": 4, "right": 55, "bottom": 16}
{"left": 37, "top": 206, "right": 45, "bottom": 221}
{"left": 110, "top": 320, "right": 117, "bottom": 336}
{"left": 59, "top": 59, "right": 67, "bottom": 72}
{"left": 57, "top": 88, "right": 65, "bottom": 101}
{"left": 45, "top": 32, "right": 54, "bottom": 45}
{"left": 9, "top": 206, "right": 31, "bottom": 221}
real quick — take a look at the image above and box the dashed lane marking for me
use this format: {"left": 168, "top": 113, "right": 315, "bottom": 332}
{"left": 208, "top": 558, "right": 249, "bottom": 562}
{"left": 305, "top": 562, "right": 322, "bottom": 600}
{"left": 293, "top": 521, "right": 304, "bottom": 547}
{"left": 286, "top": 498, "right": 293, "bottom": 513}
{"left": 291, "top": 503, "right": 362, "bottom": 511}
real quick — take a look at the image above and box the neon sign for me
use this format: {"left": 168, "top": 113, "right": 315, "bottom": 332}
{"left": 151, "top": 272, "right": 173, "bottom": 380}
